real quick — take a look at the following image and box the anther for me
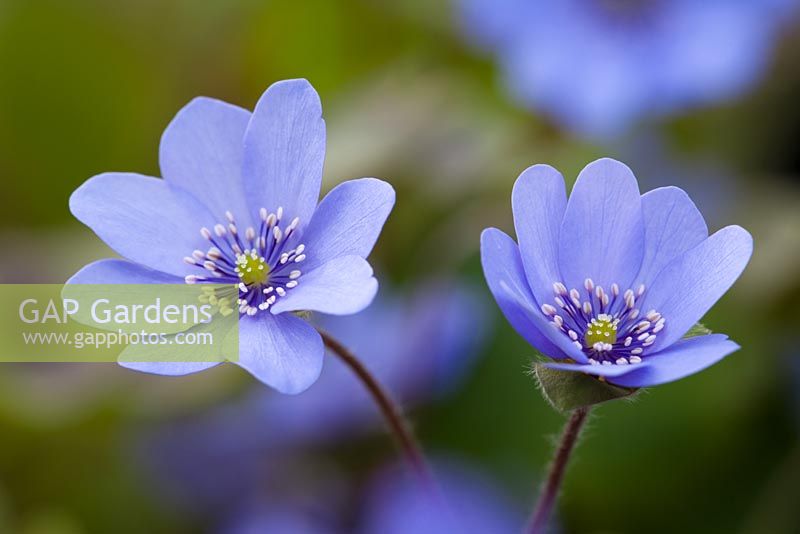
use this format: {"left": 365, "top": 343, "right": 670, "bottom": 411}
{"left": 541, "top": 304, "right": 557, "bottom": 316}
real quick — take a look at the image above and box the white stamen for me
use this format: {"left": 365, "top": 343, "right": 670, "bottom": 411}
{"left": 245, "top": 227, "right": 256, "bottom": 241}
{"left": 184, "top": 275, "right": 200, "bottom": 284}
{"left": 295, "top": 254, "right": 306, "bottom": 263}
{"left": 568, "top": 330, "right": 578, "bottom": 341}
{"left": 589, "top": 358, "right": 599, "bottom": 365}
{"left": 611, "top": 283, "right": 619, "bottom": 296}
{"left": 260, "top": 207, "right": 268, "bottom": 221}
{"left": 276, "top": 287, "right": 286, "bottom": 297}
{"left": 541, "top": 304, "right": 557, "bottom": 316}
{"left": 583, "top": 301, "right": 592, "bottom": 314}
{"left": 616, "top": 357, "right": 628, "bottom": 365}
{"left": 596, "top": 286, "right": 605, "bottom": 300}
{"left": 276, "top": 206, "right": 283, "bottom": 220}
{"left": 629, "top": 355, "right": 642, "bottom": 364}
{"left": 201, "top": 227, "right": 212, "bottom": 240}
{"left": 214, "top": 224, "right": 226, "bottom": 237}
{"left": 631, "top": 348, "right": 643, "bottom": 355}
{"left": 273, "top": 226, "right": 283, "bottom": 243}
{"left": 584, "top": 278, "right": 594, "bottom": 291}
{"left": 183, "top": 256, "right": 196, "bottom": 265}
{"left": 286, "top": 281, "right": 298, "bottom": 288}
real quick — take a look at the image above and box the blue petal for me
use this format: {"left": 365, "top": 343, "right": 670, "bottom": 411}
{"left": 300, "top": 178, "right": 395, "bottom": 272}
{"left": 607, "top": 334, "right": 739, "bottom": 388}
{"left": 480, "top": 228, "right": 585, "bottom": 362}
{"left": 558, "top": 158, "right": 644, "bottom": 292}
{"left": 642, "top": 225, "right": 752, "bottom": 352}
{"left": 70, "top": 173, "right": 216, "bottom": 277}
{"left": 635, "top": 186, "right": 707, "bottom": 288}
{"left": 67, "top": 259, "right": 221, "bottom": 376}
{"left": 120, "top": 360, "right": 221, "bottom": 376}
{"left": 237, "top": 313, "right": 324, "bottom": 394}
{"left": 269, "top": 255, "right": 378, "bottom": 316}
{"left": 159, "top": 97, "right": 253, "bottom": 224}
{"left": 68, "top": 261, "right": 221, "bottom": 376}
{"left": 68, "top": 259, "right": 182, "bottom": 284}
{"left": 512, "top": 164, "right": 567, "bottom": 306}
{"left": 242, "top": 79, "right": 325, "bottom": 229}
{"left": 544, "top": 360, "right": 640, "bottom": 379}
{"left": 543, "top": 334, "right": 738, "bottom": 387}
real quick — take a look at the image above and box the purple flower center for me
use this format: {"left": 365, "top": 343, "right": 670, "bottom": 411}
{"left": 541, "top": 278, "right": 665, "bottom": 366}
{"left": 183, "top": 207, "right": 305, "bottom": 316}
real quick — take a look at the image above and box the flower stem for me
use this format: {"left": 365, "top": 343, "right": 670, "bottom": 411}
{"left": 528, "top": 406, "right": 591, "bottom": 534}
{"left": 317, "top": 328, "right": 433, "bottom": 486}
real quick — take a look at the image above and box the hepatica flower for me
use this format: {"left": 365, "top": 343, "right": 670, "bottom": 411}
{"left": 481, "top": 158, "right": 752, "bottom": 388}
{"left": 68, "top": 79, "right": 395, "bottom": 394}
{"left": 460, "top": 0, "right": 796, "bottom": 137}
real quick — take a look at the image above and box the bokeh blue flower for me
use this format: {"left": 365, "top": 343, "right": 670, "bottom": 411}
{"left": 67, "top": 79, "right": 395, "bottom": 394}
{"left": 460, "top": 0, "right": 798, "bottom": 138}
{"left": 131, "top": 282, "right": 493, "bottom": 529}
{"left": 481, "top": 158, "right": 753, "bottom": 387}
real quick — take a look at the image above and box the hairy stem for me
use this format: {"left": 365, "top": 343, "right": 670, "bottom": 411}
{"left": 317, "top": 328, "right": 433, "bottom": 486}
{"left": 529, "top": 406, "right": 591, "bottom": 534}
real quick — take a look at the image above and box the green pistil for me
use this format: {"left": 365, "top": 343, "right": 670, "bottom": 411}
{"left": 584, "top": 313, "right": 618, "bottom": 346}
{"left": 236, "top": 252, "right": 269, "bottom": 285}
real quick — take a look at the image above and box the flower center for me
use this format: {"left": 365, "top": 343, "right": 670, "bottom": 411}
{"left": 541, "top": 278, "right": 665, "bottom": 366}
{"left": 236, "top": 251, "right": 270, "bottom": 286}
{"left": 183, "top": 207, "right": 305, "bottom": 316}
{"left": 584, "top": 314, "right": 617, "bottom": 349}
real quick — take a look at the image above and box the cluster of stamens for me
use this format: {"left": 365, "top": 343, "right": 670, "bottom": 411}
{"left": 541, "top": 278, "right": 665, "bottom": 366}
{"left": 183, "top": 207, "right": 305, "bottom": 316}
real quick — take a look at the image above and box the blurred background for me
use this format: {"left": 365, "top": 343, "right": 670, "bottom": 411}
{"left": 1, "top": 0, "right": 799, "bottom": 532}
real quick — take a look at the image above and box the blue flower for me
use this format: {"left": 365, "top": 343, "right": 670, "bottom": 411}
{"left": 358, "top": 459, "right": 523, "bottom": 534}
{"left": 460, "top": 0, "right": 797, "bottom": 137}
{"left": 68, "top": 79, "right": 395, "bottom": 394}
{"left": 481, "top": 158, "right": 752, "bottom": 388}
{"left": 221, "top": 458, "right": 522, "bottom": 534}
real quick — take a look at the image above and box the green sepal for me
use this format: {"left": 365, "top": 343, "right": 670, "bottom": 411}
{"left": 683, "top": 322, "right": 712, "bottom": 339}
{"left": 534, "top": 362, "right": 638, "bottom": 413}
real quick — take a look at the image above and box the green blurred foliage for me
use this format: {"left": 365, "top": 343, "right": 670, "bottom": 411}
{"left": 0, "top": 0, "right": 799, "bottom": 533}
